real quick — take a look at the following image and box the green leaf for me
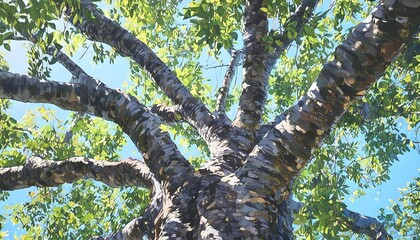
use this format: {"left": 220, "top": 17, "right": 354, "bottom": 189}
{"left": 3, "top": 42, "right": 10, "bottom": 51}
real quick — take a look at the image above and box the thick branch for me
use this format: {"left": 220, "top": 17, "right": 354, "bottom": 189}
{"left": 290, "top": 201, "right": 389, "bottom": 239}
{"left": 66, "top": 0, "right": 215, "bottom": 142}
{"left": 216, "top": 49, "right": 243, "bottom": 121}
{"left": 147, "top": 104, "right": 183, "bottom": 125}
{"left": 232, "top": 0, "right": 317, "bottom": 141}
{"left": 239, "top": 0, "right": 420, "bottom": 197}
{"left": 0, "top": 156, "right": 156, "bottom": 190}
{"left": 232, "top": 0, "right": 269, "bottom": 135}
{"left": 0, "top": 71, "right": 194, "bottom": 189}
{"left": 342, "top": 209, "right": 388, "bottom": 239}
{"left": 1, "top": 156, "right": 163, "bottom": 239}
{"left": 204, "top": 0, "right": 271, "bottom": 175}
{"left": 227, "top": 0, "right": 318, "bottom": 163}
{"left": 230, "top": 0, "right": 317, "bottom": 151}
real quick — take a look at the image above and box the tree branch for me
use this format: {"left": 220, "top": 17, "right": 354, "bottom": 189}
{"left": 234, "top": 0, "right": 318, "bottom": 138}
{"left": 0, "top": 71, "right": 194, "bottom": 190}
{"left": 147, "top": 104, "right": 183, "bottom": 125}
{"left": 64, "top": 0, "right": 215, "bottom": 142}
{"left": 46, "top": 46, "right": 96, "bottom": 85}
{"left": 63, "top": 112, "right": 84, "bottom": 144}
{"left": 290, "top": 200, "right": 389, "bottom": 239}
{"left": 0, "top": 156, "right": 157, "bottom": 190}
{"left": 17, "top": 29, "right": 99, "bottom": 86}
{"left": 91, "top": 214, "right": 155, "bottom": 240}
{"left": 342, "top": 208, "right": 388, "bottom": 239}
{"left": 53, "top": 42, "right": 185, "bottom": 126}
{"left": 232, "top": 0, "right": 269, "bottom": 135}
{"left": 216, "top": 48, "right": 243, "bottom": 122}
{"left": 203, "top": 0, "right": 271, "bottom": 175}
{"left": 265, "top": 0, "right": 319, "bottom": 68}
{"left": 231, "top": 0, "right": 318, "bottom": 145}
{"left": 239, "top": 0, "right": 420, "bottom": 197}
{"left": 0, "top": 156, "right": 164, "bottom": 239}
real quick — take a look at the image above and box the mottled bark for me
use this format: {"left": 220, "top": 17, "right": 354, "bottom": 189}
{"left": 0, "top": 156, "right": 157, "bottom": 191}
{"left": 212, "top": 0, "right": 319, "bottom": 176}
{"left": 0, "top": 157, "right": 163, "bottom": 239}
{"left": 0, "top": 0, "right": 419, "bottom": 239}
{"left": 200, "top": 0, "right": 271, "bottom": 176}
{"left": 0, "top": 70, "right": 198, "bottom": 238}
{"left": 0, "top": 71, "right": 194, "bottom": 186}
{"left": 198, "top": 1, "right": 420, "bottom": 239}
{"left": 240, "top": 0, "right": 420, "bottom": 188}
{"left": 233, "top": 0, "right": 269, "bottom": 136}
{"left": 147, "top": 104, "right": 183, "bottom": 125}
{"left": 233, "top": 0, "right": 318, "bottom": 136}
{"left": 66, "top": 0, "right": 216, "bottom": 145}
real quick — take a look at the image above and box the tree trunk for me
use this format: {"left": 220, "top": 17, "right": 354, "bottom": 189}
{"left": 0, "top": 0, "right": 419, "bottom": 239}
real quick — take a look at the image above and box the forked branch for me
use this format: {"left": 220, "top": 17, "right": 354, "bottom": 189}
{"left": 0, "top": 71, "right": 194, "bottom": 189}
{"left": 19, "top": 26, "right": 187, "bottom": 128}
{"left": 232, "top": 0, "right": 318, "bottom": 139}
{"left": 64, "top": 0, "right": 215, "bottom": 142}
{"left": 239, "top": 0, "right": 420, "bottom": 194}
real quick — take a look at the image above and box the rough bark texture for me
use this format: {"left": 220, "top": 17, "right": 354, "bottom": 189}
{"left": 71, "top": 0, "right": 217, "bottom": 145}
{"left": 0, "top": 0, "right": 419, "bottom": 239}
{"left": 0, "top": 157, "right": 157, "bottom": 190}
{"left": 233, "top": 0, "right": 269, "bottom": 135}
{"left": 204, "top": 0, "right": 320, "bottom": 176}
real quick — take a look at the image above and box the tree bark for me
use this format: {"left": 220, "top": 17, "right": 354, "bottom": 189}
{"left": 0, "top": 0, "right": 419, "bottom": 239}
{"left": 197, "top": 1, "right": 420, "bottom": 238}
{"left": 69, "top": 0, "right": 217, "bottom": 145}
{"left": 0, "top": 156, "right": 158, "bottom": 190}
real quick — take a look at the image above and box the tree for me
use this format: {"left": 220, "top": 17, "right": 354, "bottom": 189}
{"left": 0, "top": 0, "right": 419, "bottom": 239}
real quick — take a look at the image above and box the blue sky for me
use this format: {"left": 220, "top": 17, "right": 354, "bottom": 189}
{"left": 1, "top": 9, "right": 420, "bottom": 238}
